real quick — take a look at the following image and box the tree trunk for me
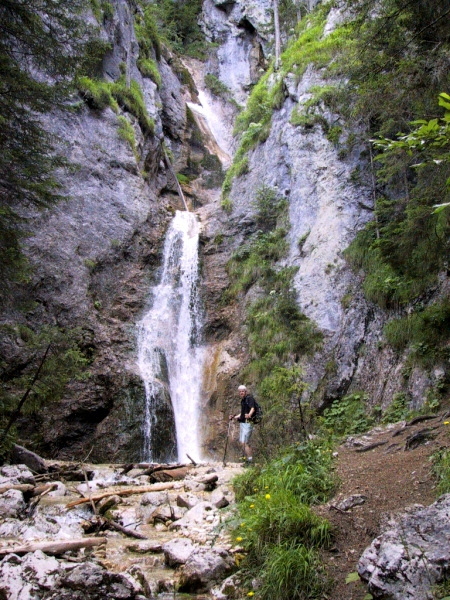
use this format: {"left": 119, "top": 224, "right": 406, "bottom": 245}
{"left": 0, "top": 537, "right": 106, "bottom": 557}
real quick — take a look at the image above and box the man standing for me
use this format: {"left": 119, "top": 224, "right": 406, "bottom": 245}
{"left": 229, "top": 385, "right": 255, "bottom": 463}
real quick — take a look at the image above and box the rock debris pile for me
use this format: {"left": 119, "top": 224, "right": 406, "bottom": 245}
{"left": 0, "top": 457, "right": 245, "bottom": 599}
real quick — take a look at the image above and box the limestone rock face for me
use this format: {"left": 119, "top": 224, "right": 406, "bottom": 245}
{"left": 358, "top": 494, "right": 450, "bottom": 599}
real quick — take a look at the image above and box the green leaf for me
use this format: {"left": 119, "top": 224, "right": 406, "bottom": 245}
{"left": 345, "top": 572, "right": 360, "bottom": 583}
{"left": 432, "top": 203, "right": 450, "bottom": 214}
{"left": 363, "top": 595, "right": 373, "bottom": 600}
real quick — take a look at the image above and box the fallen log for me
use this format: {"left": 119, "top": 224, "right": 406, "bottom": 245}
{"left": 150, "top": 467, "right": 190, "bottom": 483}
{"left": 105, "top": 519, "right": 147, "bottom": 540}
{"left": 66, "top": 482, "right": 176, "bottom": 508}
{"left": 355, "top": 441, "right": 388, "bottom": 453}
{"left": 0, "top": 537, "right": 106, "bottom": 557}
{"left": 32, "top": 483, "right": 58, "bottom": 497}
{"left": 0, "top": 483, "right": 34, "bottom": 495}
{"left": 406, "top": 415, "right": 437, "bottom": 427}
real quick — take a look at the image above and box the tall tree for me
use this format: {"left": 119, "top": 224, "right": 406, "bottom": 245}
{"left": 0, "top": 0, "right": 90, "bottom": 292}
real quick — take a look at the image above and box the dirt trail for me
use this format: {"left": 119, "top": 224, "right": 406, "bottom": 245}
{"left": 315, "top": 413, "right": 450, "bottom": 600}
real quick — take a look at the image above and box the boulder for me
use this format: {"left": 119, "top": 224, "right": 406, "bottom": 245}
{"left": 0, "top": 464, "right": 35, "bottom": 486}
{"left": 170, "top": 502, "right": 216, "bottom": 530}
{"left": 140, "top": 492, "right": 167, "bottom": 507}
{"left": 210, "top": 488, "right": 230, "bottom": 509}
{"left": 0, "top": 489, "right": 26, "bottom": 518}
{"left": 11, "top": 445, "right": 47, "bottom": 474}
{"left": 358, "top": 494, "right": 450, "bottom": 599}
{"left": 56, "top": 561, "right": 144, "bottom": 599}
{"left": 0, "top": 550, "right": 61, "bottom": 599}
{"left": 97, "top": 495, "right": 122, "bottom": 515}
{"left": 176, "top": 493, "right": 200, "bottom": 509}
{"left": 336, "top": 494, "right": 367, "bottom": 511}
{"left": 151, "top": 505, "right": 185, "bottom": 524}
{"left": 211, "top": 573, "right": 243, "bottom": 599}
{"left": 184, "top": 480, "right": 206, "bottom": 493}
{"left": 162, "top": 538, "right": 195, "bottom": 567}
{"left": 178, "top": 547, "right": 234, "bottom": 592}
{"left": 47, "top": 482, "right": 67, "bottom": 498}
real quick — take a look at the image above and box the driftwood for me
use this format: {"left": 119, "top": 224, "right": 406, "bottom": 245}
{"left": 32, "top": 483, "right": 58, "bottom": 497}
{"left": 105, "top": 519, "right": 147, "bottom": 539}
{"left": 406, "top": 415, "right": 437, "bottom": 427}
{"left": 355, "top": 441, "right": 388, "bottom": 453}
{"left": 150, "top": 467, "right": 190, "bottom": 483}
{"left": 140, "top": 463, "right": 190, "bottom": 477}
{"left": 0, "top": 483, "right": 34, "bottom": 495}
{"left": 404, "top": 427, "right": 438, "bottom": 451}
{"left": 0, "top": 537, "right": 106, "bottom": 557}
{"left": 186, "top": 454, "right": 197, "bottom": 466}
{"left": 66, "top": 482, "right": 176, "bottom": 508}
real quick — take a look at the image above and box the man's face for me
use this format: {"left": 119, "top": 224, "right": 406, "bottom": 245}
{"left": 239, "top": 389, "right": 246, "bottom": 398}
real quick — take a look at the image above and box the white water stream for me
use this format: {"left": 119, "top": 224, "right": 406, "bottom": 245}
{"left": 137, "top": 211, "right": 205, "bottom": 463}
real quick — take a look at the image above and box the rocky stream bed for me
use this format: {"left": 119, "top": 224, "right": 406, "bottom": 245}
{"left": 0, "top": 453, "right": 245, "bottom": 600}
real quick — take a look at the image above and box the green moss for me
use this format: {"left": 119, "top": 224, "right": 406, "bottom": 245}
{"left": 137, "top": 58, "right": 162, "bottom": 87}
{"left": 117, "top": 116, "right": 139, "bottom": 162}
{"left": 204, "top": 73, "right": 231, "bottom": 99}
{"left": 89, "top": 0, "right": 114, "bottom": 23}
{"left": 76, "top": 76, "right": 118, "bottom": 112}
{"left": 176, "top": 173, "right": 190, "bottom": 185}
{"left": 110, "top": 77, "right": 155, "bottom": 134}
{"left": 134, "top": 8, "right": 161, "bottom": 60}
{"left": 77, "top": 75, "right": 154, "bottom": 135}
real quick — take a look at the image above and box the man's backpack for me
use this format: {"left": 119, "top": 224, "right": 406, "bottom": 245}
{"left": 252, "top": 401, "right": 263, "bottom": 424}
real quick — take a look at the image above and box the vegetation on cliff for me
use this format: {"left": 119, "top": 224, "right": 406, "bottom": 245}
{"left": 0, "top": 0, "right": 93, "bottom": 289}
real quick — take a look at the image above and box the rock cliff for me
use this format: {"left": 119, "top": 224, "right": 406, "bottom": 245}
{"left": 1, "top": 0, "right": 444, "bottom": 463}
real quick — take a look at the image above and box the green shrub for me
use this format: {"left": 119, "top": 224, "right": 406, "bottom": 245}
{"left": 90, "top": 0, "right": 114, "bottom": 23}
{"left": 384, "top": 299, "right": 450, "bottom": 362}
{"left": 381, "top": 392, "right": 410, "bottom": 424}
{"left": 322, "top": 392, "right": 374, "bottom": 437}
{"left": 134, "top": 7, "right": 161, "bottom": 60}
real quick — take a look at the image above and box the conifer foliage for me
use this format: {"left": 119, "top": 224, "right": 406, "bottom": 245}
{"left": 0, "top": 0, "right": 89, "bottom": 288}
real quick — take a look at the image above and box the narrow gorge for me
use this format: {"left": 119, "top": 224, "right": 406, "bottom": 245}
{"left": 1, "top": 0, "right": 449, "bottom": 598}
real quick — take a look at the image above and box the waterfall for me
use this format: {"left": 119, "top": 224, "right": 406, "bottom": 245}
{"left": 137, "top": 210, "right": 204, "bottom": 463}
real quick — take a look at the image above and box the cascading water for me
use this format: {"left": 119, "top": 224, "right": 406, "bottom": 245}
{"left": 137, "top": 210, "right": 204, "bottom": 463}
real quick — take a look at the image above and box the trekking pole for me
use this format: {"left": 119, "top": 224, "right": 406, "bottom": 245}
{"left": 222, "top": 419, "right": 232, "bottom": 467}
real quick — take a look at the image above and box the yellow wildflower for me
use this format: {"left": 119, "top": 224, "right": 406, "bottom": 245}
{"left": 250, "top": 504, "right": 255, "bottom": 508}
{"left": 236, "top": 536, "right": 243, "bottom": 542}
{"left": 265, "top": 494, "right": 271, "bottom": 499}
{"left": 444, "top": 421, "right": 450, "bottom": 425}
{"left": 247, "top": 592, "right": 255, "bottom": 597}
